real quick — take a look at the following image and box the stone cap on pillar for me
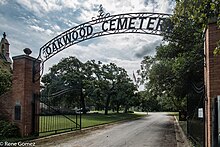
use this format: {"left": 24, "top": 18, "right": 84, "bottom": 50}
{"left": 12, "top": 55, "right": 41, "bottom": 63}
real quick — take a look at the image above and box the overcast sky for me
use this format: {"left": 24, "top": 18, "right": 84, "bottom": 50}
{"left": 0, "top": 0, "right": 175, "bottom": 81}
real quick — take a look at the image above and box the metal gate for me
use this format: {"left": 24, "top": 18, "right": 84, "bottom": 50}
{"left": 33, "top": 89, "right": 82, "bottom": 136}
{"left": 187, "top": 92, "right": 205, "bottom": 147}
{"left": 212, "top": 96, "right": 220, "bottom": 147}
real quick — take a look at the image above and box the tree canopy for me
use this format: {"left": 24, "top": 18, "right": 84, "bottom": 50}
{"left": 41, "top": 56, "right": 138, "bottom": 114}
{"left": 174, "top": 0, "right": 220, "bottom": 53}
{"left": 136, "top": 0, "right": 213, "bottom": 111}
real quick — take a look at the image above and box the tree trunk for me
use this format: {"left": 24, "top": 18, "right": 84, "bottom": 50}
{"left": 116, "top": 101, "right": 120, "bottom": 113}
{"left": 105, "top": 84, "right": 115, "bottom": 115}
{"left": 124, "top": 104, "right": 128, "bottom": 113}
{"left": 116, "top": 104, "right": 120, "bottom": 113}
{"left": 105, "top": 94, "right": 111, "bottom": 115}
{"left": 80, "top": 85, "right": 86, "bottom": 114}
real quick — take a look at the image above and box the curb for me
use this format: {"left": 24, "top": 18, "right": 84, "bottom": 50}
{"left": 174, "top": 116, "right": 191, "bottom": 147}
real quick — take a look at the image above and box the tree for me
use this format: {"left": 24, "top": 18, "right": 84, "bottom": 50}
{"left": 0, "top": 69, "right": 12, "bottom": 96}
{"left": 100, "top": 63, "right": 134, "bottom": 115}
{"left": 136, "top": 56, "right": 155, "bottom": 86}
{"left": 41, "top": 56, "right": 137, "bottom": 115}
{"left": 41, "top": 57, "right": 86, "bottom": 112}
{"left": 138, "top": 90, "right": 162, "bottom": 112}
{"left": 112, "top": 73, "right": 137, "bottom": 113}
{"left": 137, "top": 0, "right": 205, "bottom": 111}
{"left": 174, "top": 0, "right": 220, "bottom": 53}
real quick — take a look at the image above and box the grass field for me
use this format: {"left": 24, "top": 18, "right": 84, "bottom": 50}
{"left": 39, "top": 112, "right": 146, "bottom": 136}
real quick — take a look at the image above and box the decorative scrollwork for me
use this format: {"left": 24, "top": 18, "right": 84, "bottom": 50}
{"left": 33, "top": 12, "right": 172, "bottom": 82}
{"left": 92, "top": 4, "right": 111, "bottom": 21}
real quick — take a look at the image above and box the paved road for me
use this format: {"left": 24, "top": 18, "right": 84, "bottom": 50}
{"left": 39, "top": 112, "right": 177, "bottom": 147}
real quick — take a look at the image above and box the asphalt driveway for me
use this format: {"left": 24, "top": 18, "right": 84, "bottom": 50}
{"left": 37, "top": 112, "right": 177, "bottom": 147}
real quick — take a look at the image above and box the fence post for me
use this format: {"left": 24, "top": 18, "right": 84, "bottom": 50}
{"left": 212, "top": 97, "right": 218, "bottom": 147}
{"left": 217, "top": 96, "right": 220, "bottom": 146}
{"left": 76, "top": 113, "right": 78, "bottom": 129}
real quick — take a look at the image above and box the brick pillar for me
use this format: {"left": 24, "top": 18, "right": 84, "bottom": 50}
{"left": 204, "top": 22, "right": 220, "bottom": 147}
{"left": 12, "top": 55, "right": 40, "bottom": 137}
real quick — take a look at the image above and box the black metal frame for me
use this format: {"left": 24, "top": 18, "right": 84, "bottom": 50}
{"left": 38, "top": 100, "right": 81, "bottom": 134}
{"left": 39, "top": 105, "right": 81, "bottom": 134}
{"left": 212, "top": 97, "right": 219, "bottom": 147}
{"left": 33, "top": 92, "right": 82, "bottom": 135}
{"left": 33, "top": 12, "right": 171, "bottom": 82}
{"left": 32, "top": 10, "right": 172, "bottom": 136}
{"left": 186, "top": 89, "right": 205, "bottom": 147}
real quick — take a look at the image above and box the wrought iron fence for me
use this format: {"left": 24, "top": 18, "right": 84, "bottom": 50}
{"left": 39, "top": 100, "right": 81, "bottom": 134}
{"left": 34, "top": 91, "right": 82, "bottom": 136}
{"left": 187, "top": 92, "right": 205, "bottom": 147}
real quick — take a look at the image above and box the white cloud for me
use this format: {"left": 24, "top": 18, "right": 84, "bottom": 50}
{"left": 107, "top": 57, "right": 142, "bottom": 77}
{"left": 60, "top": 0, "right": 79, "bottom": 9}
{"left": 29, "top": 25, "right": 54, "bottom": 36}
{"left": 16, "top": 0, "right": 61, "bottom": 15}
{"left": 44, "top": 29, "right": 54, "bottom": 36}
{"left": 52, "top": 25, "right": 61, "bottom": 31}
{"left": 156, "top": 0, "right": 173, "bottom": 13}
{"left": 60, "top": 18, "right": 78, "bottom": 27}
{"left": 0, "top": 0, "right": 175, "bottom": 84}
{"left": 29, "top": 25, "right": 45, "bottom": 32}
{"left": 0, "top": 0, "right": 7, "bottom": 5}
{"left": 15, "top": 0, "right": 81, "bottom": 16}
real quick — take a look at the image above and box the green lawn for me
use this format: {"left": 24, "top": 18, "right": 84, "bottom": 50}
{"left": 39, "top": 112, "right": 146, "bottom": 136}
{"left": 166, "top": 111, "right": 179, "bottom": 117}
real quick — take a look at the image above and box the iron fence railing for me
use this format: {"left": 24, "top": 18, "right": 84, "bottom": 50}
{"left": 187, "top": 92, "right": 205, "bottom": 147}
{"left": 33, "top": 93, "right": 81, "bottom": 136}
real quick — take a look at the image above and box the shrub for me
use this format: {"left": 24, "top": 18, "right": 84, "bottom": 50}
{"left": 0, "top": 69, "right": 12, "bottom": 96}
{"left": 0, "top": 120, "right": 20, "bottom": 138}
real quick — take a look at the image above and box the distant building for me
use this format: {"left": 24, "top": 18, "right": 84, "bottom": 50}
{"left": 0, "top": 32, "right": 12, "bottom": 71}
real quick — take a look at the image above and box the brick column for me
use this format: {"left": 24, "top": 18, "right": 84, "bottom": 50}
{"left": 12, "top": 55, "right": 40, "bottom": 137}
{"left": 204, "top": 22, "right": 220, "bottom": 147}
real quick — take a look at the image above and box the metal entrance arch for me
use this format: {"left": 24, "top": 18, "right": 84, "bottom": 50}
{"left": 32, "top": 7, "right": 172, "bottom": 136}
{"left": 34, "top": 9, "right": 172, "bottom": 81}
